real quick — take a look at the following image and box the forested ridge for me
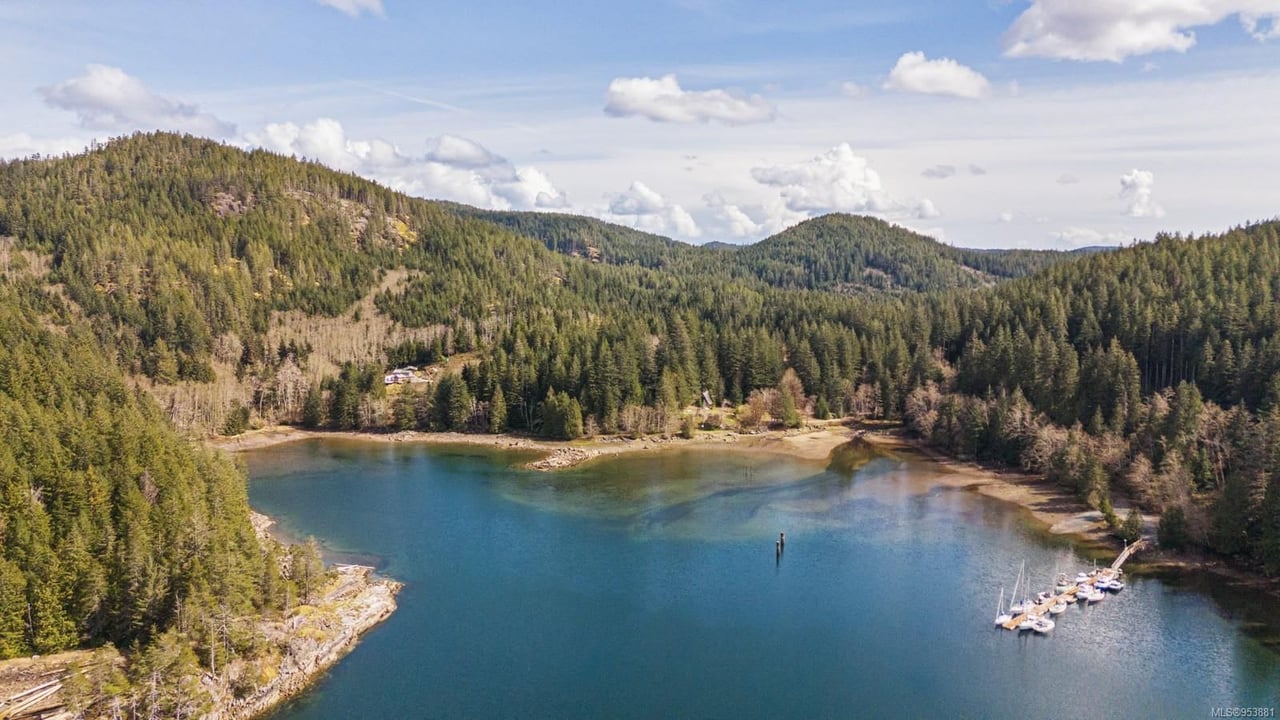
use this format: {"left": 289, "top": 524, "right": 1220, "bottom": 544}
{"left": 459, "top": 204, "right": 1069, "bottom": 292}
{"left": 1, "top": 132, "right": 1280, "bottom": 684}
{"left": 0, "top": 277, "right": 332, "bottom": 720}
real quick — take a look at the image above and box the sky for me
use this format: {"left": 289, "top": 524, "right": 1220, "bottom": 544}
{"left": 3, "top": 0, "right": 1280, "bottom": 249}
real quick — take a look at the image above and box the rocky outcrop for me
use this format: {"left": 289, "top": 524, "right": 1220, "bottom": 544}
{"left": 203, "top": 565, "right": 401, "bottom": 720}
{"left": 526, "top": 446, "right": 595, "bottom": 470}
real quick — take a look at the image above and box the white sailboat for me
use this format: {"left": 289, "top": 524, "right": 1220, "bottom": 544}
{"left": 1008, "top": 560, "right": 1029, "bottom": 615}
{"left": 994, "top": 586, "right": 1013, "bottom": 626}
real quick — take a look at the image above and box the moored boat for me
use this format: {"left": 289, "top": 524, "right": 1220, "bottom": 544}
{"left": 995, "top": 586, "right": 1013, "bottom": 626}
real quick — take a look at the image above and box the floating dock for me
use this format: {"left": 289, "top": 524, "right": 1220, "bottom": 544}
{"left": 1001, "top": 539, "right": 1146, "bottom": 631}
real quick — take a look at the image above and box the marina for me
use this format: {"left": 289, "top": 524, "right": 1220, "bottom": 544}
{"left": 997, "top": 540, "right": 1146, "bottom": 633}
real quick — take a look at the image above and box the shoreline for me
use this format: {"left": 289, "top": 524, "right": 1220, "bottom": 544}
{"left": 209, "top": 423, "right": 858, "bottom": 469}
{"left": 859, "top": 428, "right": 1280, "bottom": 601}
{"left": 224, "top": 422, "right": 1280, "bottom": 595}
{"left": 857, "top": 429, "right": 1120, "bottom": 548}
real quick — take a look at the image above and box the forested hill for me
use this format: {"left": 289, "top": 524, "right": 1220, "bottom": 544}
{"left": 2, "top": 132, "right": 1279, "bottom": 584}
{"left": 0, "top": 277, "right": 289, "bottom": 661}
{"left": 733, "top": 214, "right": 1066, "bottom": 293}
{"left": 462, "top": 205, "right": 1070, "bottom": 293}
{"left": 447, "top": 205, "right": 699, "bottom": 270}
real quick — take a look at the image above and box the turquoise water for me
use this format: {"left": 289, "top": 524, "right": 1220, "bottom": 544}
{"left": 247, "top": 440, "right": 1280, "bottom": 719}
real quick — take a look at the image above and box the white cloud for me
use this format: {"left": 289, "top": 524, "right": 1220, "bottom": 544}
{"left": 752, "top": 142, "right": 892, "bottom": 215}
{"left": 1119, "top": 168, "right": 1165, "bottom": 218}
{"left": 39, "top": 64, "right": 235, "bottom": 137}
{"left": 704, "top": 192, "right": 763, "bottom": 238}
{"left": 603, "top": 181, "right": 701, "bottom": 238}
{"left": 1242, "top": 12, "right": 1280, "bottom": 38}
{"left": 998, "top": 211, "right": 1015, "bottom": 223}
{"left": 747, "top": 140, "right": 936, "bottom": 226}
{"left": 1057, "top": 173, "right": 1080, "bottom": 185}
{"left": 249, "top": 118, "right": 567, "bottom": 211}
{"left": 1051, "top": 226, "right": 1130, "bottom": 247}
{"left": 316, "top": 0, "right": 384, "bottom": 17}
{"left": 0, "top": 133, "right": 89, "bottom": 159}
{"left": 424, "top": 134, "right": 503, "bottom": 169}
{"left": 883, "top": 52, "right": 991, "bottom": 99}
{"left": 915, "top": 199, "right": 941, "bottom": 219}
{"left": 1003, "top": 1, "right": 1280, "bottom": 62}
{"left": 604, "top": 74, "right": 776, "bottom": 125}
{"left": 840, "top": 81, "right": 866, "bottom": 98}
{"left": 922, "top": 164, "right": 957, "bottom": 179}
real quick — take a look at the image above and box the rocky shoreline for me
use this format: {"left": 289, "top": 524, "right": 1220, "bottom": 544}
{"left": 206, "top": 565, "right": 401, "bottom": 720}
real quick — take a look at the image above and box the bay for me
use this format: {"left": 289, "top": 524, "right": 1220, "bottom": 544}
{"left": 247, "top": 439, "right": 1280, "bottom": 719}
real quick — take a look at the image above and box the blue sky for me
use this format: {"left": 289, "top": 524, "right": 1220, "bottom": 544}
{"left": 4, "top": 0, "right": 1280, "bottom": 248}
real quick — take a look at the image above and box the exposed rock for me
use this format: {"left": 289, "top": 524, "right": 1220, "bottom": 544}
{"left": 526, "top": 446, "right": 595, "bottom": 471}
{"left": 203, "top": 565, "right": 401, "bottom": 720}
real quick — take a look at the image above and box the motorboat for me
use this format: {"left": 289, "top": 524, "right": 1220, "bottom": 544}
{"left": 1032, "top": 617, "right": 1055, "bottom": 634}
{"left": 1048, "top": 602, "right": 1067, "bottom": 615}
{"left": 1018, "top": 617, "right": 1037, "bottom": 631}
{"left": 1107, "top": 578, "right": 1126, "bottom": 591}
{"left": 1035, "top": 591, "right": 1053, "bottom": 605}
{"left": 1054, "top": 573, "right": 1073, "bottom": 594}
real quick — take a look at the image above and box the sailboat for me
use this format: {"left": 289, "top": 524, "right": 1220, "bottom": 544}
{"left": 994, "top": 586, "right": 1013, "bottom": 627}
{"left": 1008, "top": 561, "right": 1029, "bottom": 615}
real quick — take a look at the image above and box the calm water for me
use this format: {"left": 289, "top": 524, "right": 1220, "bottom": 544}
{"left": 246, "top": 440, "right": 1280, "bottom": 719}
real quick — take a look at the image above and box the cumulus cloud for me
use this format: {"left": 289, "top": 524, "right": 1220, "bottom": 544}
{"left": 603, "top": 181, "right": 701, "bottom": 238}
{"left": 604, "top": 74, "right": 776, "bottom": 125}
{"left": 915, "top": 199, "right": 941, "bottom": 219}
{"left": 922, "top": 164, "right": 957, "bottom": 179}
{"left": 752, "top": 143, "right": 892, "bottom": 215}
{"left": 998, "top": 211, "right": 1015, "bottom": 223}
{"left": 1051, "top": 226, "right": 1130, "bottom": 247}
{"left": 883, "top": 52, "right": 991, "bottom": 99}
{"left": 704, "top": 192, "right": 762, "bottom": 239}
{"left": 1119, "top": 168, "right": 1165, "bottom": 218}
{"left": 316, "top": 0, "right": 384, "bottom": 17}
{"left": 40, "top": 64, "right": 235, "bottom": 137}
{"left": 249, "top": 118, "right": 567, "bottom": 211}
{"left": 424, "top": 134, "right": 503, "bottom": 169}
{"left": 750, "top": 142, "right": 938, "bottom": 221}
{"left": 1003, "top": 1, "right": 1280, "bottom": 62}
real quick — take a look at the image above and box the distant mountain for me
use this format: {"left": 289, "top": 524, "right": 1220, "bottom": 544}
{"left": 698, "top": 241, "right": 740, "bottom": 251}
{"left": 446, "top": 205, "right": 695, "bottom": 269}
{"left": 733, "top": 214, "right": 1068, "bottom": 293}
{"left": 461, "top": 208, "right": 1070, "bottom": 294}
